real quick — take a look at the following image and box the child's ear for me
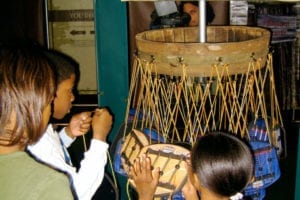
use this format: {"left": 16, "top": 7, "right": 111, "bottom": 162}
{"left": 190, "top": 172, "right": 201, "bottom": 191}
{"left": 250, "top": 175, "right": 255, "bottom": 183}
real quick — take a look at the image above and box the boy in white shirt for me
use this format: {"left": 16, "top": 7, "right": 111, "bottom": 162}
{"left": 28, "top": 49, "right": 113, "bottom": 200}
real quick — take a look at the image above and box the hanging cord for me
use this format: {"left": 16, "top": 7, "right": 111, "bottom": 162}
{"left": 82, "top": 135, "right": 87, "bottom": 152}
{"left": 126, "top": 180, "right": 132, "bottom": 200}
{"left": 106, "top": 151, "right": 118, "bottom": 189}
{"left": 81, "top": 132, "right": 119, "bottom": 190}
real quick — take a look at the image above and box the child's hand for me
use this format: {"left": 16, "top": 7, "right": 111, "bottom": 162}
{"left": 181, "top": 155, "right": 199, "bottom": 200}
{"left": 129, "top": 154, "right": 160, "bottom": 200}
{"left": 92, "top": 108, "right": 113, "bottom": 141}
{"left": 181, "top": 177, "right": 199, "bottom": 200}
{"left": 65, "top": 112, "right": 92, "bottom": 138}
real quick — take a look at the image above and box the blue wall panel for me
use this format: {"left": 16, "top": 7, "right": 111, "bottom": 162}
{"left": 94, "top": 1, "right": 129, "bottom": 199}
{"left": 94, "top": 0, "right": 128, "bottom": 143}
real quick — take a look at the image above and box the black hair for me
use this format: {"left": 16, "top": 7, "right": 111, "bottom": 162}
{"left": 0, "top": 44, "right": 56, "bottom": 146}
{"left": 191, "top": 132, "right": 254, "bottom": 197}
{"left": 43, "top": 49, "right": 80, "bottom": 87}
{"left": 179, "top": 1, "right": 215, "bottom": 24}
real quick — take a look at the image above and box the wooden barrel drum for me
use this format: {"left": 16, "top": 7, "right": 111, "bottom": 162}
{"left": 124, "top": 26, "right": 283, "bottom": 146}
{"left": 120, "top": 26, "right": 285, "bottom": 198}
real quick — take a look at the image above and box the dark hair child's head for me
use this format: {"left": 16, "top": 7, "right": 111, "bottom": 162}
{"left": 191, "top": 132, "right": 254, "bottom": 197}
{"left": 0, "top": 44, "right": 56, "bottom": 146}
{"left": 43, "top": 49, "right": 79, "bottom": 86}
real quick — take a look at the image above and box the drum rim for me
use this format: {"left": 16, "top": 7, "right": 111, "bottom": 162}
{"left": 135, "top": 26, "right": 271, "bottom": 76}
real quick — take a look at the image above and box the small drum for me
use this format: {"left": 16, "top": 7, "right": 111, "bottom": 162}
{"left": 112, "top": 122, "right": 144, "bottom": 176}
{"left": 120, "top": 129, "right": 150, "bottom": 173}
{"left": 243, "top": 141, "right": 280, "bottom": 199}
{"left": 248, "top": 117, "right": 286, "bottom": 158}
{"left": 128, "top": 144, "right": 190, "bottom": 198}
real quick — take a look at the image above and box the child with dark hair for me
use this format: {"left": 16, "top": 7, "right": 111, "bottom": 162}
{"left": 179, "top": 1, "right": 215, "bottom": 26}
{"left": 28, "top": 49, "right": 113, "bottom": 200}
{"left": 130, "top": 132, "right": 254, "bottom": 200}
{"left": 0, "top": 45, "right": 74, "bottom": 200}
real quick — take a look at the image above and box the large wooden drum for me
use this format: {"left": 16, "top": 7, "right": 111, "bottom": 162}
{"left": 135, "top": 26, "right": 270, "bottom": 76}
{"left": 125, "top": 26, "right": 283, "bottom": 148}
{"left": 116, "top": 26, "right": 286, "bottom": 199}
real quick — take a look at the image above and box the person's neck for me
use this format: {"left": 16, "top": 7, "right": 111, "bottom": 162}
{"left": 200, "top": 186, "right": 228, "bottom": 200}
{"left": 0, "top": 144, "right": 24, "bottom": 154}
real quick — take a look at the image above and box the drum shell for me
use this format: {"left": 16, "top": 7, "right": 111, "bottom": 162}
{"left": 135, "top": 26, "right": 270, "bottom": 77}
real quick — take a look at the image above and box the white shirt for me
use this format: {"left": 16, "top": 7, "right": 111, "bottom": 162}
{"left": 28, "top": 124, "right": 108, "bottom": 200}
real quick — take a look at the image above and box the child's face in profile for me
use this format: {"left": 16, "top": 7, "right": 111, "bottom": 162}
{"left": 52, "top": 73, "right": 76, "bottom": 119}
